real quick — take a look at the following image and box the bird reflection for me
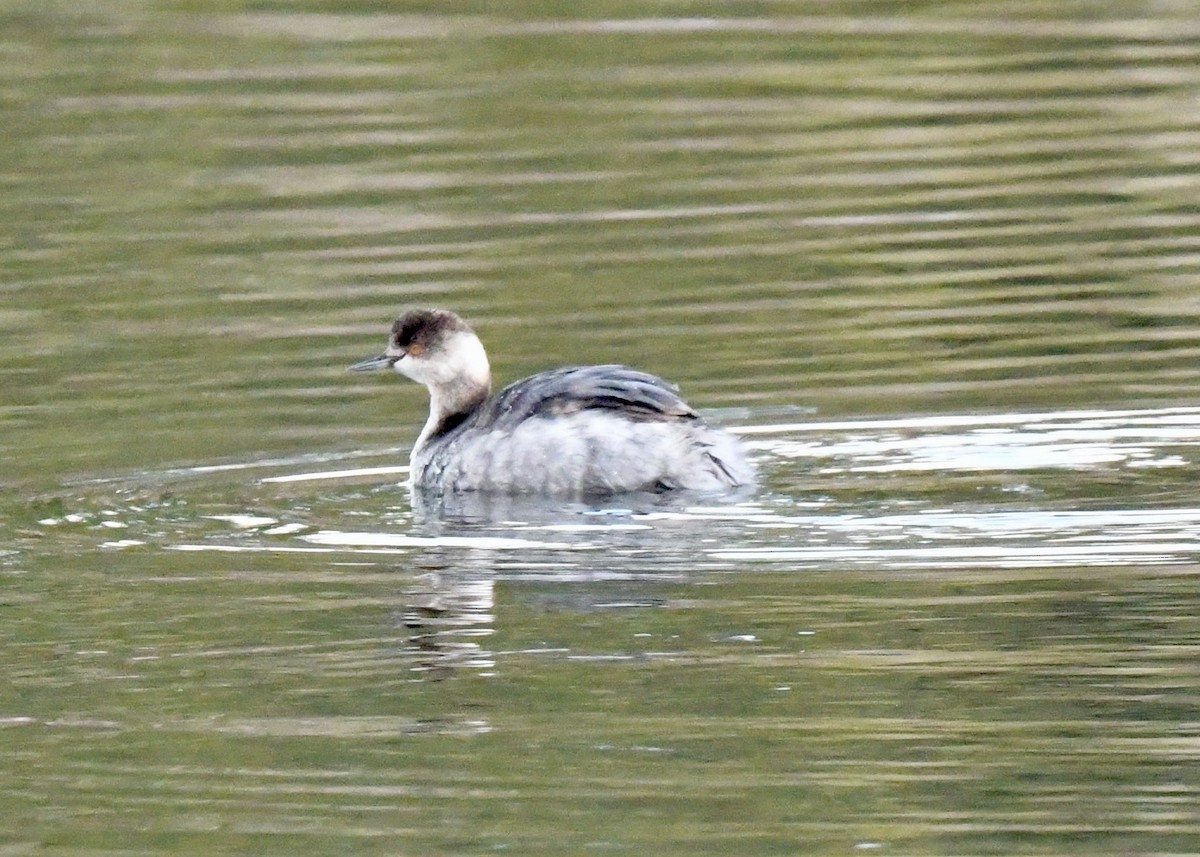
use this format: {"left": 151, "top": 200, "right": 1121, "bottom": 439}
{"left": 397, "top": 572, "right": 496, "bottom": 680}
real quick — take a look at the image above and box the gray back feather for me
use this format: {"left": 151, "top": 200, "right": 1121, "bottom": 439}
{"left": 463, "top": 364, "right": 698, "bottom": 432}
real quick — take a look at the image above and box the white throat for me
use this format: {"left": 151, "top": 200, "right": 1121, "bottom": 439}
{"left": 397, "top": 330, "right": 491, "bottom": 454}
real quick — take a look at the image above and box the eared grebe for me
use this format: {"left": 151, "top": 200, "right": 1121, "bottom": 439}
{"left": 349, "top": 308, "right": 755, "bottom": 494}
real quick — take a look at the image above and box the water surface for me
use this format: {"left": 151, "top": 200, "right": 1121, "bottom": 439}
{"left": 3, "top": 2, "right": 1200, "bottom": 854}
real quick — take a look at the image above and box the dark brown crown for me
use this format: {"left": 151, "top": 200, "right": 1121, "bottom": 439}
{"left": 391, "top": 308, "right": 473, "bottom": 351}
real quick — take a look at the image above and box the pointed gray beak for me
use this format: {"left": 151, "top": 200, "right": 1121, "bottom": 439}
{"left": 348, "top": 353, "right": 398, "bottom": 372}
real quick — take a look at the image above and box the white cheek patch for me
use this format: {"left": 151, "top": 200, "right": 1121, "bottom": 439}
{"left": 394, "top": 355, "right": 417, "bottom": 380}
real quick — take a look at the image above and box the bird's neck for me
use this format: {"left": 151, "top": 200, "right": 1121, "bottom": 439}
{"left": 413, "top": 375, "right": 490, "bottom": 455}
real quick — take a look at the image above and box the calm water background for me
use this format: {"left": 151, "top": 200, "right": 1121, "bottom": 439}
{"left": 3, "top": 1, "right": 1200, "bottom": 854}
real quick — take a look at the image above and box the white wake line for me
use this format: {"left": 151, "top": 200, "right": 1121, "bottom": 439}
{"left": 731, "top": 405, "right": 1200, "bottom": 436}
{"left": 712, "top": 540, "right": 1200, "bottom": 567}
{"left": 261, "top": 465, "right": 409, "bottom": 484}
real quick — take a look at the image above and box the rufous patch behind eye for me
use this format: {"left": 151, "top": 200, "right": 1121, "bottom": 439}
{"left": 407, "top": 342, "right": 426, "bottom": 357}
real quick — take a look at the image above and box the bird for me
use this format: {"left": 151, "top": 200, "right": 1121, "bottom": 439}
{"left": 349, "top": 308, "right": 754, "bottom": 495}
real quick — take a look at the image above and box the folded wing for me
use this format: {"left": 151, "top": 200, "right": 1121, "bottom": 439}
{"left": 473, "top": 365, "right": 699, "bottom": 430}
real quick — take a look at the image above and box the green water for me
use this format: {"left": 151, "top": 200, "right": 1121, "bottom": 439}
{"left": 3, "top": 2, "right": 1200, "bottom": 854}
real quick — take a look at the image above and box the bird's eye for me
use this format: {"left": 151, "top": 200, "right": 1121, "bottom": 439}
{"left": 407, "top": 342, "right": 426, "bottom": 357}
